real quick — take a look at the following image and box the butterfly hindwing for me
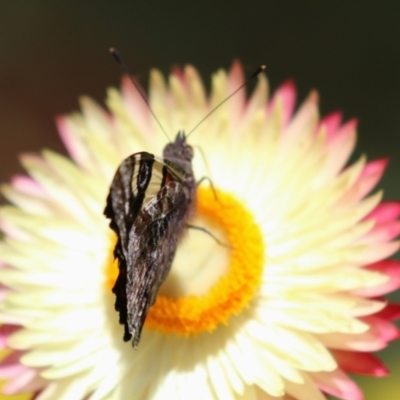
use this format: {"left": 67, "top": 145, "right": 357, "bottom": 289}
{"left": 125, "top": 180, "right": 192, "bottom": 347}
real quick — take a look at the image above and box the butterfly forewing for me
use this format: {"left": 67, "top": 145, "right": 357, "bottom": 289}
{"left": 104, "top": 137, "right": 196, "bottom": 348}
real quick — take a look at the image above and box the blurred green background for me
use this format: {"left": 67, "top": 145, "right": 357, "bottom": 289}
{"left": 0, "top": 1, "right": 399, "bottom": 399}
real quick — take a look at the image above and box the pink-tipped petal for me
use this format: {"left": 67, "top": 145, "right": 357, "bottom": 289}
{"left": 327, "top": 118, "right": 358, "bottom": 152}
{"left": 358, "top": 220, "right": 400, "bottom": 245}
{"left": 326, "top": 116, "right": 358, "bottom": 147}
{"left": 341, "top": 158, "right": 389, "bottom": 206}
{"left": 0, "top": 219, "right": 31, "bottom": 241}
{"left": 171, "top": 65, "right": 185, "bottom": 83}
{"left": 355, "top": 260, "right": 400, "bottom": 297}
{"left": 320, "top": 330, "right": 387, "bottom": 352}
{"left": 2, "top": 368, "right": 37, "bottom": 395}
{"left": 361, "top": 315, "right": 400, "bottom": 343}
{"left": 228, "top": 60, "right": 246, "bottom": 95}
{"left": 0, "top": 325, "right": 19, "bottom": 349}
{"left": 367, "top": 259, "right": 400, "bottom": 278}
{"left": 56, "top": 117, "right": 101, "bottom": 173}
{"left": 0, "top": 351, "right": 27, "bottom": 380}
{"left": 184, "top": 65, "right": 207, "bottom": 106}
{"left": 313, "top": 369, "right": 363, "bottom": 400}
{"left": 366, "top": 201, "right": 400, "bottom": 224}
{"left": 227, "top": 61, "right": 246, "bottom": 127}
{"left": 121, "top": 75, "right": 152, "bottom": 135}
{"left": 281, "top": 90, "right": 318, "bottom": 147}
{"left": 11, "top": 175, "right": 46, "bottom": 198}
{"left": 350, "top": 241, "right": 400, "bottom": 264}
{"left": 315, "top": 119, "right": 357, "bottom": 184}
{"left": 317, "top": 111, "right": 342, "bottom": 142}
{"left": 332, "top": 350, "right": 389, "bottom": 377}
{"left": 0, "top": 363, "right": 27, "bottom": 381}
{"left": 360, "top": 158, "right": 389, "bottom": 180}
{"left": 224, "top": 63, "right": 245, "bottom": 139}
{"left": 267, "top": 79, "right": 296, "bottom": 126}
{"left": 350, "top": 157, "right": 389, "bottom": 202}
{"left": 375, "top": 302, "right": 400, "bottom": 321}
{"left": 56, "top": 116, "right": 84, "bottom": 164}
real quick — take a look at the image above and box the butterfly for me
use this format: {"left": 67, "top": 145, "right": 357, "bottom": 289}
{"left": 104, "top": 50, "right": 264, "bottom": 348}
{"left": 104, "top": 131, "right": 196, "bottom": 348}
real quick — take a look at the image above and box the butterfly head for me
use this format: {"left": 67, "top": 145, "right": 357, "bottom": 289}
{"left": 163, "top": 131, "right": 194, "bottom": 168}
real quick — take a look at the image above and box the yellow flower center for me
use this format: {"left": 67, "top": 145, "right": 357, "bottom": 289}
{"left": 106, "top": 186, "right": 264, "bottom": 336}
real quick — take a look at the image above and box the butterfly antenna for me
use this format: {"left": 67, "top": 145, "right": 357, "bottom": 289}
{"left": 186, "top": 64, "right": 266, "bottom": 138}
{"left": 109, "top": 48, "right": 171, "bottom": 142}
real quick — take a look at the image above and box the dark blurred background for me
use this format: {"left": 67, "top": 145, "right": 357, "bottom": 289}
{"left": 0, "top": 1, "right": 399, "bottom": 398}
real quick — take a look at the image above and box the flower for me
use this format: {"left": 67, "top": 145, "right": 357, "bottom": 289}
{"left": 0, "top": 61, "right": 400, "bottom": 400}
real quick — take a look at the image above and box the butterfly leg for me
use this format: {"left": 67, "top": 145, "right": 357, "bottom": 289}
{"left": 197, "top": 176, "right": 219, "bottom": 202}
{"left": 187, "top": 224, "right": 231, "bottom": 248}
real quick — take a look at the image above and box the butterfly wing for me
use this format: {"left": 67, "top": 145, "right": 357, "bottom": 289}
{"left": 125, "top": 181, "right": 191, "bottom": 347}
{"left": 104, "top": 152, "right": 193, "bottom": 347}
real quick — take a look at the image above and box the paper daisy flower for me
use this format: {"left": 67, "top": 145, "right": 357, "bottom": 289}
{"left": 0, "top": 62, "right": 400, "bottom": 400}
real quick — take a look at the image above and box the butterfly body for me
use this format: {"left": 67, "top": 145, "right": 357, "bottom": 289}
{"left": 104, "top": 131, "right": 196, "bottom": 348}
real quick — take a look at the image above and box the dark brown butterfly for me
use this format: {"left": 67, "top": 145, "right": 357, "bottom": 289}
{"left": 104, "top": 132, "right": 196, "bottom": 348}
